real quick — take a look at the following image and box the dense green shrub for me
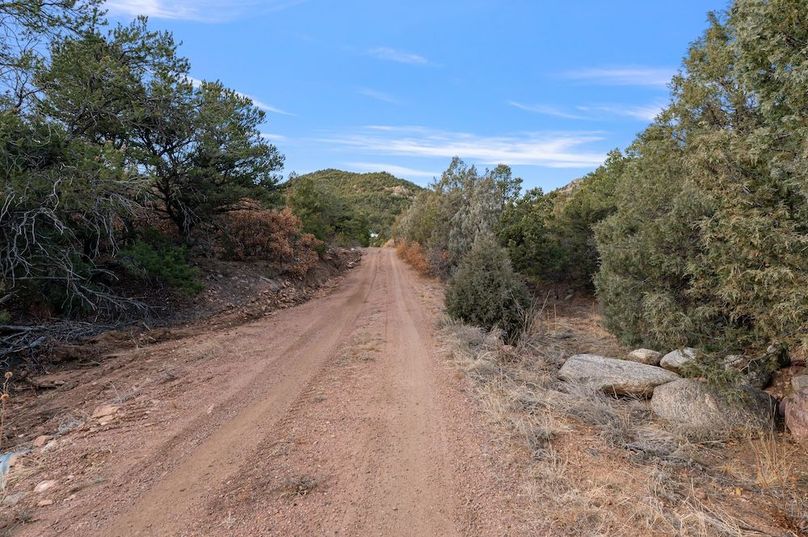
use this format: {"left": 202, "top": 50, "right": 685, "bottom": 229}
{"left": 595, "top": 2, "right": 808, "bottom": 360}
{"left": 395, "top": 158, "right": 521, "bottom": 279}
{"left": 498, "top": 150, "right": 622, "bottom": 290}
{"left": 286, "top": 169, "right": 422, "bottom": 242}
{"left": 445, "top": 233, "right": 530, "bottom": 342}
{"left": 120, "top": 240, "right": 202, "bottom": 296}
{"left": 286, "top": 176, "right": 371, "bottom": 246}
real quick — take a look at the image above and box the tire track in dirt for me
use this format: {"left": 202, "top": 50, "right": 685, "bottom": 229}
{"left": 13, "top": 249, "right": 527, "bottom": 536}
{"left": 103, "top": 250, "right": 382, "bottom": 536}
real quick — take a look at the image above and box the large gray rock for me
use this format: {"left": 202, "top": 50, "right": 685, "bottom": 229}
{"left": 651, "top": 379, "right": 776, "bottom": 434}
{"left": 559, "top": 354, "right": 680, "bottom": 397}
{"left": 660, "top": 347, "right": 697, "bottom": 374}
{"left": 626, "top": 348, "right": 662, "bottom": 366}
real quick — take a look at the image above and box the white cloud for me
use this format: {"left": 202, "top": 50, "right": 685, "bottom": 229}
{"left": 560, "top": 66, "right": 675, "bottom": 87}
{"left": 245, "top": 95, "right": 294, "bottom": 116}
{"left": 510, "top": 100, "right": 666, "bottom": 122}
{"left": 346, "top": 162, "right": 438, "bottom": 179}
{"left": 321, "top": 126, "right": 606, "bottom": 169}
{"left": 508, "top": 101, "right": 589, "bottom": 120}
{"left": 105, "top": 0, "right": 307, "bottom": 22}
{"left": 578, "top": 103, "right": 665, "bottom": 121}
{"left": 188, "top": 76, "right": 293, "bottom": 116}
{"left": 367, "top": 47, "right": 429, "bottom": 65}
{"left": 261, "top": 132, "right": 287, "bottom": 142}
{"left": 357, "top": 88, "right": 400, "bottom": 105}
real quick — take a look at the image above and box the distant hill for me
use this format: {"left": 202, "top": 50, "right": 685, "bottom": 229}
{"left": 284, "top": 169, "right": 424, "bottom": 241}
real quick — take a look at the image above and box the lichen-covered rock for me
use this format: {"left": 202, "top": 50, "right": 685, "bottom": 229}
{"left": 559, "top": 354, "right": 680, "bottom": 397}
{"left": 659, "top": 348, "right": 697, "bottom": 374}
{"left": 651, "top": 379, "right": 776, "bottom": 434}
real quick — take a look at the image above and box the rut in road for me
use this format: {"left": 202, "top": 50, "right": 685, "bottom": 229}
{"left": 19, "top": 249, "right": 523, "bottom": 537}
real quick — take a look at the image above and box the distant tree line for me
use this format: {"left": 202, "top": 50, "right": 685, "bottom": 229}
{"left": 395, "top": 0, "right": 807, "bottom": 364}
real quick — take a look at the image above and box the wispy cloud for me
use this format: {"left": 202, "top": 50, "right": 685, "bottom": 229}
{"left": 346, "top": 162, "right": 438, "bottom": 179}
{"left": 559, "top": 66, "right": 675, "bottom": 87}
{"left": 367, "top": 47, "right": 429, "bottom": 65}
{"left": 357, "top": 88, "right": 401, "bottom": 105}
{"left": 321, "top": 126, "right": 606, "bottom": 169}
{"left": 105, "top": 0, "right": 307, "bottom": 22}
{"left": 510, "top": 100, "right": 666, "bottom": 122}
{"left": 578, "top": 103, "right": 665, "bottom": 121}
{"left": 188, "top": 76, "right": 293, "bottom": 116}
{"left": 508, "top": 101, "right": 589, "bottom": 120}
{"left": 261, "top": 132, "right": 287, "bottom": 142}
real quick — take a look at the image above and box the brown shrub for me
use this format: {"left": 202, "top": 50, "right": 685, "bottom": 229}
{"left": 218, "top": 206, "right": 322, "bottom": 278}
{"left": 396, "top": 240, "right": 429, "bottom": 275}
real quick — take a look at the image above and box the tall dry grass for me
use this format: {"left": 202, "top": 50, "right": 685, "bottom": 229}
{"left": 395, "top": 240, "right": 430, "bottom": 275}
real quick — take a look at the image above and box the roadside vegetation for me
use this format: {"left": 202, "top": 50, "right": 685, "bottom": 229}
{"left": 0, "top": 2, "right": 414, "bottom": 366}
{"left": 284, "top": 169, "right": 423, "bottom": 246}
{"left": 395, "top": 2, "right": 807, "bottom": 531}
{"left": 395, "top": 0, "right": 807, "bottom": 384}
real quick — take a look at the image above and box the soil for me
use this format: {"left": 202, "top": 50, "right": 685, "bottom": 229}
{"left": 0, "top": 248, "right": 530, "bottom": 536}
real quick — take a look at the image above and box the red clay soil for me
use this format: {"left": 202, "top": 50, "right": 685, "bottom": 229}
{"left": 1, "top": 248, "right": 530, "bottom": 536}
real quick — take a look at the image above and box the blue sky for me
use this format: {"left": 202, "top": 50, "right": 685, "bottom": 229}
{"left": 106, "top": 0, "right": 726, "bottom": 190}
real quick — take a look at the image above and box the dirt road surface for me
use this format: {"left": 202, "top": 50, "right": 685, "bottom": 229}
{"left": 10, "top": 248, "right": 527, "bottom": 536}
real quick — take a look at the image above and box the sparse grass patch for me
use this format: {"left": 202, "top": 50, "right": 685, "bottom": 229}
{"left": 747, "top": 432, "right": 798, "bottom": 490}
{"left": 438, "top": 302, "right": 806, "bottom": 536}
{"left": 277, "top": 475, "right": 318, "bottom": 498}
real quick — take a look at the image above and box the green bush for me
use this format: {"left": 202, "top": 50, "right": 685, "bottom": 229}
{"left": 498, "top": 150, "right": 623, "bottom": 290}
{"left": 120, "top": 240, "right": 203, "bottom": 296}
{"left": 445, "top": 233, "right": 531, "bottom": 342}
{"left": 595, "top": 2, "right": 808, "bottom": 362}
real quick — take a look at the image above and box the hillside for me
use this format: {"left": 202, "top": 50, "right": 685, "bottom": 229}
{"left": 285, "top": 169, "right": 424, "bottom": 242}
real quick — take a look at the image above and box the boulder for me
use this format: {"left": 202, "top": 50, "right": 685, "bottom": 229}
{"left": 660, "top": 347, "right": 697, "bottom": 374}
{"left": 558, "top": 354, "right": 680, "bottom": 397}
{"left": 651, "top": 379, "right": 776, "bottom": 434}
{"left": 784, "top": 388, "right": 808, "bottom": 446}
{"left": 792, "top": 375, "right": 808, "bottom": 393}
{"left": 626, "top": 349, "right": 662, "bottom": 366}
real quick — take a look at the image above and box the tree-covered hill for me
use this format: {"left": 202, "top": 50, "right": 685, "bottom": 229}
{"left": 284, "top": 169, "right": 424, "bottom": 244}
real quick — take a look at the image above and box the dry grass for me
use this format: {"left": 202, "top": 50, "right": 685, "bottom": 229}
{"left": 277, "top": 475, "right": 319, "bottom": 498}
{"left": 395, "top": 241, "right": 430, "bottom": 275}
{"left": 748, "top": 432, "right": 799, "bottom": 490}
{"left": 437, "top": 299, "right": 808, "bottom": 536}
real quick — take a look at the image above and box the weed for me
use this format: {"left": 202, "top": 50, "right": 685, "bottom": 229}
{"left": 278, "top": 475, "right": 318, "bottom": 498}
{"left": 0, "top": 372, "right": 11, "bottom": 450}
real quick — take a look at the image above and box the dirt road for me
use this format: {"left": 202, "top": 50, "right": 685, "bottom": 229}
{"left": 10, "top": 248, "right": 525, "bottom": 536}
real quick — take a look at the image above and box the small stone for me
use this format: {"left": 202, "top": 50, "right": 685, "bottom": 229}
{"left": 792, "top": 375, "right": 808, "bottom": 393}
{"left": 37, "top": 499, "right": 54, "bottom": 507}
{"left": 626, "top": 349, "right": 662, "bottom": 366}
{"left": 33, "top": 435, "right": 52, "bottom": 448}
{"left": 92, "top": 404, "right": 119, "bottom": 419}
{"left": 98, "top": 415, "right": 116, "bottom": 426}
{"left": 2, "top": 492, "right": 26, "bottom": 507}
{"left": 660, "top": 348, "right": 697, "bottom": 374}
{"left": 34, "top": 480, "right": 57, "bottom": 494}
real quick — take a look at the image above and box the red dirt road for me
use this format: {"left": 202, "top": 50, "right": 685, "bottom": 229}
{"left": 9, "top": 248, "right": 526, "bottom": 536}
